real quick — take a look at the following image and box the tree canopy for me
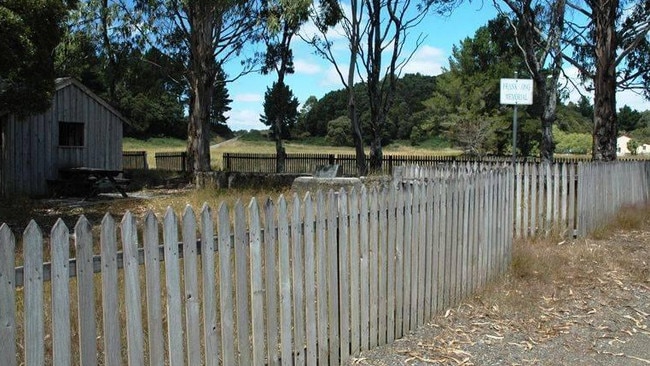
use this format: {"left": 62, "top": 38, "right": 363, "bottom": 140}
{"left": 1, "top": 0, "right": 73, "bottom": 116}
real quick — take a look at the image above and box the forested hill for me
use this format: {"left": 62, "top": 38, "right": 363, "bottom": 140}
{"left": 294, "top": 72, "right": 601, "bottom": 156}
{"left": 297, "top": 73, "right": 438, "bottom": 142}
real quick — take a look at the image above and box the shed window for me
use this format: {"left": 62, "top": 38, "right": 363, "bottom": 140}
{"left": 59, "top": 121, "right": 84, "bottom": 147}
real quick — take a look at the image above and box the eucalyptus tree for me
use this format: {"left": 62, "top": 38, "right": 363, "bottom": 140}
{"left": 125, "top": 0, "right": 260, "bottom": 173}
{"left": 306, "top": 0, "right": 459, "bottom": 173}
{"left": 495, "top": 0, "right": 566, "bottom": 163}
{"left": 1, "top": 0, "right": 74, "bottom": 116}
{"left": 259, "top": 0, "right": 311, "bottom": 172}
{"left": 565, "top": 0, "right": 650, "bottom": 161}
{"left": 56, "top": 0, "right": 188, "bottom": 138}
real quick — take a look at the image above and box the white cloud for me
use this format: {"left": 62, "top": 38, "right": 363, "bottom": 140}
{"left": 234, "top": 93, "right": 263, "bottom": 103}
{"left": 226, "top": 109, "right": 266, "bottom": 131}
{"left": 321, "top": 64, "right": 347, "bottom": 88}
{"left": 400, "top": 45, "right": 446, "bottom": 76}
{"left": 294, "top": 58, "right": 322, "bottom": 75}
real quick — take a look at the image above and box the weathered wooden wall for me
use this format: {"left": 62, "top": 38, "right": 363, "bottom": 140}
{"left": 0, "top": 79, "right": 123, "bottom": 197}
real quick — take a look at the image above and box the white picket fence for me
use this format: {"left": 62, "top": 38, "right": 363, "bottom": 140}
{"left": 1, "top": 168, "right": 513, "bottom": 366}
{"left": 402, "top": 160, "right": 650, "bottom": 238}
{"left": 576, "top": 161, "right": 650, "bottom": 236}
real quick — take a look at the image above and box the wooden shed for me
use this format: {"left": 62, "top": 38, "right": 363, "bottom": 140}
{"left": 0, "top": 77, "right": 126, "bottom": 197}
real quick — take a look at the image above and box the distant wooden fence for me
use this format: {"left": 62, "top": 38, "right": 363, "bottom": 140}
{"left": 155, "top": 151, "right": 188, "bottom": 171}
{"left": 121, "top": 151, "right": 187, "bottom": 171}
{"left": 222, "top": 152, "right": 598, "bottom": 175}
{"left": 2, "top": 168, "right": 514, "bottom": 365}
{"left": 122, "top": 150, "right": 148, "bottom": 170}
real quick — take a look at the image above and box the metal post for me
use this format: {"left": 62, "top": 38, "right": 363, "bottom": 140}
{"left": 512, "top": 71, "right": 519, "bottom": 168}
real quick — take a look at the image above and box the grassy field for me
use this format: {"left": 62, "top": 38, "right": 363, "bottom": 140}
{"left": 124, "top": 136, "right": 464, "bottom": 170}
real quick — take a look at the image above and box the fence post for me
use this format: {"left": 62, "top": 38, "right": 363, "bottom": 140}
{"left": 388, "top": 155, "right": 393, "bottom": 174}
{"left": 329, "top": 154, "right": 335, "bottom": 165}
{"left": 224, "top": 153, "right": 231, "bottom": 171}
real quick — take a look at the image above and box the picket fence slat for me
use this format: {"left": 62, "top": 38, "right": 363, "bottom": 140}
{"left": 0, "top": 224, "right": 16, "bottom": 366}
{"left": 359, "top": 187, "right": 370, "bottom": 351}
{"left": 78, "top": 217, "right": 99, "bottom": 366}
{"left": 164, "top": 208, "right": 184, "bottom": 366}
{"left": 24, "top": 221, "right": 44, "bottom": 366}
{"left": 200, "top": 204, "right": 219, "bottom": 366}
{"left": 51, "top": 219, "right": 71, "bottom": 366}
{"left": 394, "top": 185, "right": 405, "bottom": 339}
{"left": 338, "top": 189, "right": 351, "bottom": 362}
{"left": 144, "top": 212, "right": 164, "bottom": 366}
{"left": 327, "top": 190, "right": 340, "bottom": 366}
{"left": 378, "top": 187, "right": 388, "bottom": 345}
{"left": 386, "top": 187, "right": 397, "bottom": 343}
{"left": 402, "top": 184, "right": 412, "bottom": 333}
{"left": 264, "top": 198, "right": 280, "bottom": 366}
{"left": 121, "top": 212, "right": 144, "bottom": 366}
{"left": 217, "top": 204, "right": 236, "bottom": 366}
{"left": 369, "top": 188, "right": 379, "bottom": 347}
{"left": 249, "top": 199, "right": 266, "bottom": 366}
{"left": 315, "top": 191, "right": 329, "bottom": 364}
{"left": 409, "top": 184, "right": 419, "bottom": 329}
{"left": 291, "top": 195, "right": 306, "bottom": 365}
{"left": 234, "top": 201, "right": 252, "bottom": 365}
{"left": 100, "top": 215, "right": 121, "bottom": 366}
{"left": 182, "top": 206, "right": 201, "bottom": 366}
{"left": 348, "top": 188, "right": 361, "bottom": 355}
{"left": 277, "top": 196, "right": 293, "bottom": 366}
{"left": 303, "top": 193, "right": 318, "bottom": 366}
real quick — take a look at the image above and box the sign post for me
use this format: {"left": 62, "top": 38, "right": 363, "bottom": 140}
{"left": 500, "top": 73, "right": 533, "bottom": 167}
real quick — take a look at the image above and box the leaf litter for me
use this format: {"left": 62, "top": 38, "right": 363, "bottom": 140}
{"left": 350, "top": 212, "right": 650, "bottom": 365}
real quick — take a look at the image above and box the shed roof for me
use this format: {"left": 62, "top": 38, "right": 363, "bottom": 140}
{"left": 55, "top": 77, "right": 130, "bottom": 125}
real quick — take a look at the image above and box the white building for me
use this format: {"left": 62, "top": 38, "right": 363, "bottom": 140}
{"left": 617, "top": 135, "right": 650, "bottom": 156}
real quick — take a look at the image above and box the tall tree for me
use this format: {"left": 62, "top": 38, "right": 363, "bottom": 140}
{"left": 305, "top": 0, "right": 366, "bottom": 174}
{"left": 566, "top": 0, "right": 650, "bottom": 161}
{"left": 496, "top": 0, "right": 566, "bottom": 163}
{"left": 260, "top": 81, "right": 300, "bottom": 139}
{"left": 429, "top": 17, "right": 536, "bottom": 155}
{"left": 309, "top": 0, "right": 458, "bottom": 172}
{"left": 617, "top": 105, "right": 641, "bottom": 133}
{"left": 0, "top": 0, "right": 73, "bottom": 116}
{"left": 129, "top": 0, "right": 259, "bottom": 173}
{"left": 260, "top": 0, "right": 311, "bottom": 172}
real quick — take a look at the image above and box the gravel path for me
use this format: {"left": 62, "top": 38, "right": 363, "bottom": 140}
{"left": 350, "top": 224, "right": 650, "bottom": 365}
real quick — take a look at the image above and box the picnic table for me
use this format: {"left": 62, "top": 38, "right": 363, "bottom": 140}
{"left": 51, "top": 167, "right": 130, "bottom": 198}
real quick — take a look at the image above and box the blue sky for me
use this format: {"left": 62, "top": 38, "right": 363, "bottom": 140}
{"left": 222, "top": 1, "right": 649, "bottom": 132}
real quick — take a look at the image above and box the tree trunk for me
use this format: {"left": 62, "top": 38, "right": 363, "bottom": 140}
{"left": 187, "top": 78, "right": 213, "bottom": 173}
{"left": 275, "top": 130, "right": 286, "bottom": 173}
{"left": 348, "top": 0, "right": 367, "bottom": 176}
{"left": 350, "top": 107, "right": 367, "bottom": 176}
{"left": 369, "top": 133, "right": 382, "bottom": 172}
{"left": 537, "top": 76, "right": 556, "bottom": 164}
{"left": 592, "top": 0, "right": 618, "bottom": 161}
{"left": 186, "top": 5, "right": 216, "bottom": 174}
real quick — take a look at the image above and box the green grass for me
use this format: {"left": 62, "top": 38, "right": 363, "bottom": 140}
{"left": 123, "top": 137, "right": 187, "bottom": 150}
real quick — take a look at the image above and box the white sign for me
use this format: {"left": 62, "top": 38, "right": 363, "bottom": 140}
{"left": 500, "top": 78, "right": 533, "bottom": 105}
